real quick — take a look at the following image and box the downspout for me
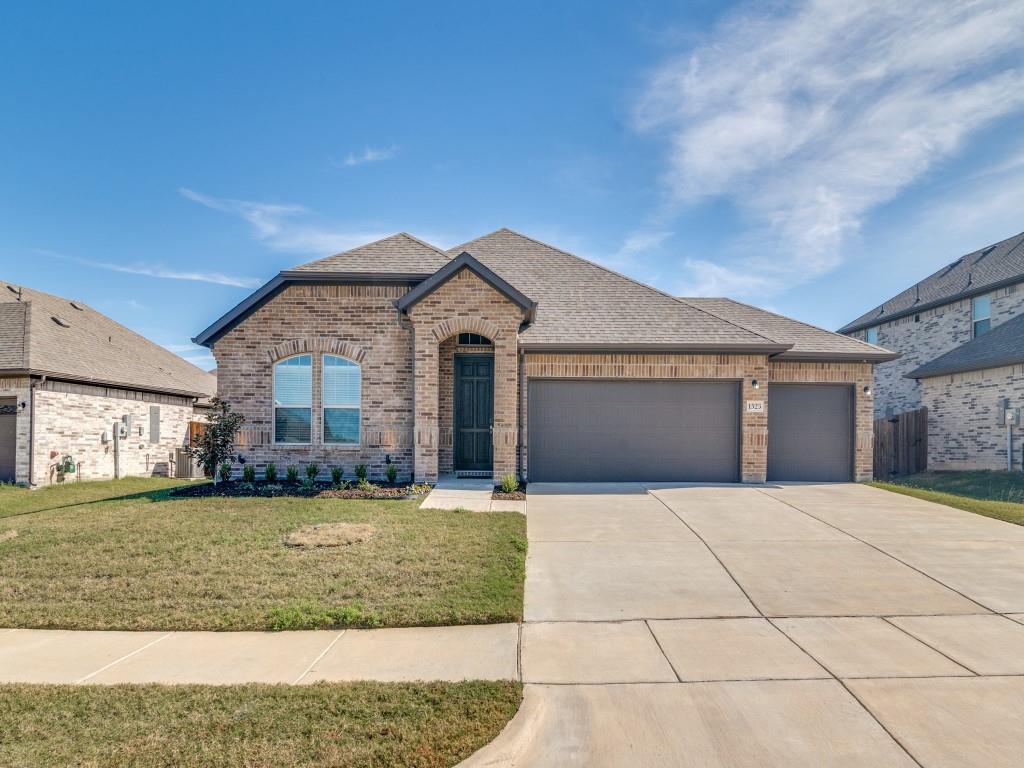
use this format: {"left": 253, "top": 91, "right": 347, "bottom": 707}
{"left": 28, "top": 375, "right": 45, "bottom": 488}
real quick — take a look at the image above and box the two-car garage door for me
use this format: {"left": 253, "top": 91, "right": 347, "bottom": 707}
{"left": 528, "top": 380, "right": 740, "bottom": 482}
{"left": 527, "top": 380, "right": 854, "bottom": 483}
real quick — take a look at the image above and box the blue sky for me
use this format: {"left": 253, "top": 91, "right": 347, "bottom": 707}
{"left": 2, "top": 1, "right": 1023, "bottom": 371}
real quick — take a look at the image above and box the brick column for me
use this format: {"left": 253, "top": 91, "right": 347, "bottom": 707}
{"left": 741, "top": 358, "right": 769, "bottom": 483}
{"left": 413, "top": 325, "right": 439, "bottom": 483}
{"left": 492, "top": 335, "right": 519, "bottom": 479}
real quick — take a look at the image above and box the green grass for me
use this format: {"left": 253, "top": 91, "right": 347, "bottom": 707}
{"left": 0, "top": 681, "right": 522, "bottom": 768}
{"left": 869, "top": 470, "right": 1024, "bottom": 526}
{"left": 0, "top": 479, "right": 526, "bottom": 630}
{"left": 0, "top": 476, "right": 188, "bottom": 519}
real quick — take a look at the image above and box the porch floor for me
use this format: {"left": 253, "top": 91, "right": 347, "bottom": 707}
{"left": 421, "top": 475, "right": 525, "bottom": 514}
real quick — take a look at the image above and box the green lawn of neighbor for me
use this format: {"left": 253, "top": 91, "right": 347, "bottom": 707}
{"left": 0, "top": 478, "right": 526, "bottom": 630}
{"left": 869, "top": 470, "right": 1024, "bottom": 526}
{"left": 0, "top": 681, "right": 522, "bottom": 768}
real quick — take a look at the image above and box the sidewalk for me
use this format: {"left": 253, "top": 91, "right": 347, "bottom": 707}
{"left": 421, "top": 476, "right": 526, "bottom": 513}
{"left": 0, "top": 624, "right": 519, "bottom": 685}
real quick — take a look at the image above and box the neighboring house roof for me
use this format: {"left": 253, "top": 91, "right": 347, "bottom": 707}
{"left": 286, "top": 232, "right": 451, "bottom": 277}
{"left": 686, "top": 298, "right": 897, "bottom": 362}
{"left": 906, "top": 312, "right": 1024, "bottom": 379}
{"left": 839, "top": 230, "right": 1024, "bottom": 334}
{"left": 0, "top": 281, "right": 216, "bottom": 398}
{"left": 394, "top": 251, "right": 537, "bottom": 317}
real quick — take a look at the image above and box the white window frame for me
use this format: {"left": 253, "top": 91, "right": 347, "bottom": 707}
{"left": 322, "top": 354, "right": 361, "bottom": 445}
{"left": 972, "top": 294, "right": 992, "bottom": 338}
{"left": 272, "top": 354, "right": 313, "bottom": 445}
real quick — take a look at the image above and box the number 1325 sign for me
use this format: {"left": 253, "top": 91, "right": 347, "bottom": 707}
{"left": 745, "top": 400, "right": 764, "bottom": 413}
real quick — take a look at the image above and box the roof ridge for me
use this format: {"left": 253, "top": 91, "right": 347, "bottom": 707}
{"left": 394, "top": 231, "right": 451, "bottom": 258}
{"left": 695, "top": 297, "right": 891, "bottom": 353}
{"left": 456, "top": 229, "right": 782, "bottom": 347}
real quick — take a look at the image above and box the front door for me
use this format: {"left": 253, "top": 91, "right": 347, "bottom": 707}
{"left": 454, "top": 355, "right": 494, "bottom": 472}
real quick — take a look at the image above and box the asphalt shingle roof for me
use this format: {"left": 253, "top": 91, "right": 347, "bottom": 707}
{"left": 1, "top": 281, "right": 216, "bottom": 398}
{"left": 907, "top": 312, "right": 1024, "bottom": 379}
{"left": 288, "top": 233, "right": 451, "bottom": 276}
{"left": 839, "top": 230, "right": 1024, "bottom": 334}
{"left": 687, "top": 298, "right": 895, "bottom": 361}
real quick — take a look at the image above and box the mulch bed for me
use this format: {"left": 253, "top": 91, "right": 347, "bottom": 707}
{"left": 491, "top": 486, "right": 526, "bottom": 501}
{"left": 170, "top": 481, "right": 430, "bottom": 500}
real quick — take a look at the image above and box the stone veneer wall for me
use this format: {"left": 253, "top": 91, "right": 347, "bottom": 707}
{"left": 0, "top": 376, "right": 31, "bottom": 484}
{"left": 849, "top": 281, "right": 1024, "bottom": 418}
{"left": 212, "top": 283, "right": 416, "bottom": 482}
{"left": 31, "top": 380, "right": 195, "bottom": 486}
{"left": 768, "top": 361, "right": 874, "bottom": 482}
{"left": 406, "top": 269, "right": 524, "bottom": 483}
{"left": 520, "top": 354, "right": 770, "bottom": 483}
{"left": 921, "top": 364, "right": 1024, "bottom": 470}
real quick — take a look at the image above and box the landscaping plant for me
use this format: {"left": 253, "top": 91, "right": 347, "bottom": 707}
{"left": 218, "top": 462, "right": 233, "bottom": 483}
{"left": 355, "top": 463, "right": 368, "bottom": 481}
{"left": 500, "top": 473, "right": 519, "bottom": 494}
{"left": 264, "top": 463, "right": 278, "bottom": 482}
{"left": 305, "top": 463, "right": 319, "bottom": 480}
{"left": 286, "top": 465, "right": 299, "bottom": 484}
{"left": 386, "top": 463, "right": 398, "bottom": 484}
{"left": 242, "top": 464, "right": 256, "bottom": 483}
{"left": 331, "top": 466, "right": 344, "bottom": 484}
{"left": 187, "top": 397, "right": 244, "bottom": 485}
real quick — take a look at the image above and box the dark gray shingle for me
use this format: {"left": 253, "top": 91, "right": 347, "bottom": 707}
{"left": 907, "top": 312, "right": 1024, "bottom": 379}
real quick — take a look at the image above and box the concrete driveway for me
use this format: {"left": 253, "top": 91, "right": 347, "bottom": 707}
{"left": 462, "top": 482, "right": 1024, "bottom": 768}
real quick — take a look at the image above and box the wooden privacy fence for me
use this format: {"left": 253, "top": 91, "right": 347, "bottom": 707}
{"left": 874, "top": 407, "right": 928, "bottom": 479}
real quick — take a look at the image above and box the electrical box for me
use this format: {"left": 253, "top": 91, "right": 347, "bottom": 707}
{"left": 1004, "top": 408, "right": 1020, "bottom": 426}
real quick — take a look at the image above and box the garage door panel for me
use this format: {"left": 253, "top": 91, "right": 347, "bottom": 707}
{"left": 528, "top": 380, "right": 739, "bottom": 483}
{"left": 767, "top": 384, "right": 853, "bottom": 482}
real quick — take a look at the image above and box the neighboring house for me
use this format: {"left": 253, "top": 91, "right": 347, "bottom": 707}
{"left": 196, "top": 229, "right": 891, "bottom": 484}
{"left": 0, "top": 281, "right": 215, "bottom": 485}
{"left": 839, "top": 230, "right": 1024, "bottom": 470}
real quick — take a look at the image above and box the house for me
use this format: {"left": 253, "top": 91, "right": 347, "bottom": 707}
{"left": 0, "top": 281, "right": 216, "bottom": 486}
{"left": 194, "top": 229, "right": 893, "bottom": 485}
{"left": 839, "top": 230, "right": 1024, "bottom": 470}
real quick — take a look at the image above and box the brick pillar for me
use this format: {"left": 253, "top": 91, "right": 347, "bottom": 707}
{"left": 492, "top": 335, "right": 519, "bottom": 479}
{"left": 413, "top": 326, "right": 439, "bottom": 483}
{"left": 741, "top": 358, "right": 769, "bottom": 483}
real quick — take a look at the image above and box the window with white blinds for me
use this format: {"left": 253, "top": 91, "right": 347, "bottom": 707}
{"left": 274, "top": 355, "right": 312, "bottom": 443}
{"left": 323, "top": 355, "right": 360, "bottom": 444}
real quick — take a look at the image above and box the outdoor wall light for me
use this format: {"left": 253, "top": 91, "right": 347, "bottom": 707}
{"left": 863, "top": 385, "right": 872, "bottom": 396}
{"left": 751, "top": 379, "right": 759, "bottom": 389}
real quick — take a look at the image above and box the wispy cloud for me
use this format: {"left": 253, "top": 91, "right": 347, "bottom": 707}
{"left": 39, "top": 248, "right": 263, "bottom": 289}
{"left": 163, "top": 342, "right": 217, "bottom": 371}
{"left": 180, "top": 187, "right": 389, "bottom": 254}
{"left": 333, "top": 145, "right": 399, "bottom": 167}
{"left": 635, "top": 0, "right": 1024, "bottom": 296}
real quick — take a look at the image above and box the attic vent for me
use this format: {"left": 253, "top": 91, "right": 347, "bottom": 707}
{"left": 974, "top": 245, "right": 996, "bottom": 265}
{"left": 939, "top": 258, "right": 963, "bottom": 278}
{"left": 69, "top": 301, "right": 85, "bottom": 311}
{"left": 51, "top": 315, "right": 71, "bottom": 328}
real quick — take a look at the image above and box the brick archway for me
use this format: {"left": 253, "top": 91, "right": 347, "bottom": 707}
{"left": 430, "top": 316, "right": 503, "bottom": 344}
{"left": 265, "top": 337, "right": 367, "bottom": 364}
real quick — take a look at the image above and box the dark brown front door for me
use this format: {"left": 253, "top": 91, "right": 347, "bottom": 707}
{"left": 0, "top": 398, "right": 16, "bottom": 483}
{"left": 454, "top": 355, "right": 494, "bottom": 472}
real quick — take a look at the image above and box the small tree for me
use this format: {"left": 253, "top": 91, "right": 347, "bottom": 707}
{"left": 189, "top": 397, "right": 244, "bottom": 485}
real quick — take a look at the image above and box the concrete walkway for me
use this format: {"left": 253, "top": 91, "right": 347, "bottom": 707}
{"left": 461, "top": 482, "right": 1024, "bottom": 768}
{"left": 421, "top": 475, "right": 526, "bottom": 513}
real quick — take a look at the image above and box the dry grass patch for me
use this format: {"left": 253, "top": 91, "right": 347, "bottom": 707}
{"left": 0, "top": 681, "right": 523, "bottom": 768}
{"left": 284, "top": 522, "right": 376, "bottom": 548}
{"left": 0, "top": 481, "right": 526, "bottom": 631}
{"left": 0, "top": 529, "right": 16, "bottom": 544}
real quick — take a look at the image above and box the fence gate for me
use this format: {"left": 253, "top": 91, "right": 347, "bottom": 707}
{"left": 873, "top": 407, "right": 928, "bottom": 479}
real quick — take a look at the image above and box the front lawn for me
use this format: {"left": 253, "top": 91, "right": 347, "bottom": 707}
{"left": 0, "top": 480, "right": 526, "bottom": 630}
{"left": 869, "top": 470, "right": 1024, "bottom": 526}
{"left": 0, "top": 476, "right": 188, "bottom": 519}
{"left": 0, "top": 681, "right": 522, "bottom": 768}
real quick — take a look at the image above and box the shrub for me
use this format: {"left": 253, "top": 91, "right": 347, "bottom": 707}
{"left": 264, "top": 463, "right": 278, "bottom": 482}
{"left": 357, "top": 478, "right": 375, "bottom": 492}
{"left": 263, "top": 483, "right": 284, "bottom": 494}
{"left": 218, "top": 462, "right": 233, "bottom": 482}
{"left": 305, "top": 462, "right": 319, "bottom": 480}
{"left": 242, "top": 464, "right": 256, "bottom": 482}
{"left": 500, "top": 473, "right": 520, "bottom": 494}
{"left": 188, "top": 397, "right": 244, "bottom": 485}
{"left": 286, "top": 465, "right": 299, "bottom": 483}
{"left": 299, "top": 477, "right": 316, "bottom": 492}
{"left": 236, "top": 481, "right": 256, "bottom": 495}
{"left": 330, "top": 466, "right": 343, "bottom": 484}
{"left": 355, "top": 463, "right": 368, "bottom": 481}
{"left": 385, "top": 463, "right": 398, "bottom": 484}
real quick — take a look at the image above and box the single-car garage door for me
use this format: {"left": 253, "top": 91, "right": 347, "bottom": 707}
{"left": 528, "top": 379, "right": 740, "bottom": 482}
{"left": 768, "top": 384, "right": 853, "bottom": 482}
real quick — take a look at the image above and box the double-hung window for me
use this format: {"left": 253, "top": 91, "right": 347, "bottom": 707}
{"left": 323, "top": 355, "right": 361, "bottom": 444}
{"left": 274, "top": 355, "right": 312, "bottom": 443}
{"left": 972, "top": 294, "right": 991, "bottom": 338}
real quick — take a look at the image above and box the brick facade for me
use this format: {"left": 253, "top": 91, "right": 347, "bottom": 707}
{"left": 920, "top": 364, "right": 1024, "bottom": 471}
{"left": 850, "top": 282, "right": 1024, "bottom": 418}
{"left": 0, "top": 377, "right": 31, "bottom": 484}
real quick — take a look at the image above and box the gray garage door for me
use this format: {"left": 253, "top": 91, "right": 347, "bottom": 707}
{"left": 0, "top": 398, "right": 16, "bottom": 484}
{"left": 768, "top": 384, "right": 853, "bottom": 482}
{"left": 528, "top": 380, "right": 740, "bottom": 482}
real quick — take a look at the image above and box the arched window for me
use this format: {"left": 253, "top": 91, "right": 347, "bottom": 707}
{"left": 274, "top": 355, "right": 312, "bottom": 443}
{"left": 323, "top": 355, "right": 361, "bottom": 444}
